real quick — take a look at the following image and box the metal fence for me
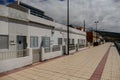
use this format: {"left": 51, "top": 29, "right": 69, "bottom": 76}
{"left": 69, "top": 44, "right": 76, "bottom": 51}
{"left": 44, "top": 47, "right": 51, "bottom": 53}
{"left": 52, "top": 45, "right": 60, "bottom": 52}
{"left": 0, "top": 49, "right": 29, "bottom": 61}
{"left": 78, "top": 44, "right": 85, "bottom": 48}
{"left": 44, "top": 45, "right": 61, "bottom": 53}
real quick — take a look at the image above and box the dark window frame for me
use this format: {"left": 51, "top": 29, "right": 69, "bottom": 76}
{"left": 30, "top": 36, "right": 39, "bottom": 48}
{"left": 0, "top": 35, "right": 9, "bottom": 49}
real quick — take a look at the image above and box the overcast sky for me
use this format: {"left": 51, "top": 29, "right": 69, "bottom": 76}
{"left": 20, "top": 0, "right": 120, "bottom": 33}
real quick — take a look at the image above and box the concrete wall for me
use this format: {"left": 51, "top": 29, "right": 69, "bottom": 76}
{"left": 28, "top": 24, "right": 52, "bottom": 48}
{"left": 0, "top": 20, "right": 8, "bottom": 35}
{"left": 41, "top": 47, "right": 63, "bottom": 61}
{"left": 0, "top": 5, "right": 28, "bottom": 21}
{"left": 8, "top": 21, "right": 28, "bottom": 51}
{"left": 0, "top": 49, "right": 33, "bottom": 73}
{"left": 52, "top": 30, "right": 65, "bottom": 45}
{"left": 0, "top": 16, "right": 9, "bottom": 52}
{"left": 28, "top": 25, "right": 86, "bottom": 48}
{"left": 0, "top": 5, "right": 8, "bottom": 17}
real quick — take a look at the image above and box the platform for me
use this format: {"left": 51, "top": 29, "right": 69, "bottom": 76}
{"left": 0, "top": 43, "right": 120, "bottom": 80}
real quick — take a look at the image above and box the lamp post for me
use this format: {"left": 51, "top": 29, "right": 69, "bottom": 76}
{"left": 94, "top": 21, "right": 99, "bottom": 42}
{"left": 67, "top": 0, "right": 70, "bottom": 55}
{"left": 59, "top": 0, "right": 70, "bottom": 55}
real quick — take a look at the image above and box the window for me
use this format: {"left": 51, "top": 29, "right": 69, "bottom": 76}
{"left": 64, "top": 38, "right": 67, "bottom": 44}
{"left": 58, "top": 38, "right": 62, "bottom": 45}
{"left": 42, "top": 37, "right": 50, "bottom": 47}
{"left": 78, "top": 39, "right": 79, "bottom": 44}
{"left": 0, "top": 35, "right": 8, "bottom": 49}
{"left": 69, "top": 39, "right": 72, "bottom": 44}
{"left": 30, "top": 36, "right": 38, "bottom": 48}
{"left": 81, "top": 39, "right": 85, "bottom": 45}
{"left": 81, "top": 40, "right": 84, "bottom": 44}
{"left": 72, "top": 39, "right": 74, "bottom": 44}
{"left": 83, "top": 40, "right": 86, "bottom": 44}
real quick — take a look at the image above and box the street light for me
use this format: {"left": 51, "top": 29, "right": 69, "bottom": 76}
{"left": 94, "top": 21, "right": 99, "bottom": 42}
{"left": 94, "top": 21, "right": 99, "bottom": 31}
{"left": 67, "top": 0, "right": 70, "bottom": 55}
{"left": 59, "top": 0, "right": 70, "bottom": 55}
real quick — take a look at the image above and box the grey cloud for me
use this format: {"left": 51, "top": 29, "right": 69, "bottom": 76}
{"left": 21, "top": 0, "right": 120, "bottom": 33}
{"left": 113, "top": 0, "right": 120, "bottom": 2}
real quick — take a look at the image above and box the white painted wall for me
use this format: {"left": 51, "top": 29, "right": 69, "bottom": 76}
{"left": 52, "top": 30, "right": 86, "bottom": 46}
{"left": 0, "top": 20, "right": 9, "bottom": 51}
{"left": 28, "top": 25, "right": 51, "bottom": 48}
{"left": 52, "top": 30, "right": 63, "bottom": 45}
{"left": 8, "top": 8, "right": 28, "bottom": 21}
{"left": 0, "top": 20, "right": 8, "bottom": 35}
{"left": 41, "top": 47, "right": 63, "bottom": 61}
{"left": 0, "top": 5, "right": 8, "bottom": 17}
{"left": 0, "top": 5, "right": 28, "bottom": 21}
{"left": 8, "top": 22, "right": 28, "bottom": 36}
{"left": 8, "top": 22, "right": 28, "bottom": 51}
{"left": 0, "top": 48, "right": 33, "bottom": 73}
{"left": 29, "top": 14, "right": 86, "bottom": 37}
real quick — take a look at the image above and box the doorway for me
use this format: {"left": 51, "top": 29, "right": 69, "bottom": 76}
{"left": 17, "top": 36, "right": 27, "bottom": 57}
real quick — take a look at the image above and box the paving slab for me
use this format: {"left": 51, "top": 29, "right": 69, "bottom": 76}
{"left": 101, "top": 44, "right": 120, "bottom": 80}
{"left": 0, "top": 43, "right": 119, "bottom": 80}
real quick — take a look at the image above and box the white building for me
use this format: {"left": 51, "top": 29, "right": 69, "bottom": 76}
{"left": 0, "top": 1, "right": 86, "bottom": 73}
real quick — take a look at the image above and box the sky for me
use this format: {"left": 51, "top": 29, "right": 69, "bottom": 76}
{"left": 20, "top": 0, "right": 120, "bottom": 33}
{"left": 0, "top": 0, "right": 15, "bottom": 4}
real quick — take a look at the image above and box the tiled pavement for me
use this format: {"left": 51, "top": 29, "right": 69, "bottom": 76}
{"left": 101, "top": 44, "right": 120, "bottom": 80}
{"left": 0, "top": 43, "right": 120, "bottom": 80}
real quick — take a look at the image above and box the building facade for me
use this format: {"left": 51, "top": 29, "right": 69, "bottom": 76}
{"left": 0, "top": 1, "right": 86, "bottom": 73}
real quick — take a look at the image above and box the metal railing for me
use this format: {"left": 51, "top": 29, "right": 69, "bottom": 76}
{"left": 78, "top": 44, "right": 85, "bottom": 48}
{"left": 69, "top": 44, "right": 76, "bottom": 51}
{"left": 0, "top": 49, "right": 29, "bottom": 61}
{"left": 44, "top": 47, "right": 51, "bottom": 53}
{"left": 52, "top": 45, "right": 60, "bottom": 52}
{"left": 44, "top": 45, "right": 61, "bottom": 53}
{"left": 32, "top": 49, "right": 40, "bottom": 54}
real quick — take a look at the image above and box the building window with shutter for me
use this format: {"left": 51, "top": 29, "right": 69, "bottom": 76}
{"left": 72, "top": 39, "right": 74, "bottom": 44}
{"left": 64, "top": 38, "right": 67, "bottom": 44}
{"left": 41, "top": 37, "right": 50, "bottom": 48}
{"left": 0, "top": 35, "right": 8, "bottom": 49}
{"left": 30, "top": 36, "right": 38, "bottom": 48}
{"left": 58, "top": 38, "right": 62, "bottom": 45}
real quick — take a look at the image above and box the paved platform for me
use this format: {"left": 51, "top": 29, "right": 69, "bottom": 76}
{"left": 0, "top": 43, "right": 120, "bottom": 80}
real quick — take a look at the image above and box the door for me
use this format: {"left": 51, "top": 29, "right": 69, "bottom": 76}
{"left": 62, "top": 45, "right": 66, "bottom": 55}
{"left": 17, "top": 36, "right": 27, "bottom": 57}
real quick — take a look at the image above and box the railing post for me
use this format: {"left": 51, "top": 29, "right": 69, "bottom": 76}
{"left": 28, "top": 48, "right": 33, "bottom": 64}
{"left": 60, "top": 45, "right": 62, "bottom": 54}
{"left": 66, "top": 45, "right": 68, "bottom": 54}
{"left": 41, "top": 47, "right": 45, "bottom": 61}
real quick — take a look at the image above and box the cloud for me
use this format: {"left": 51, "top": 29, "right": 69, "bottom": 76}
{"left": 20, "top": 0, "right": 120, "bottom": 33}
{"left": 113, "top": 0, "right": 120, "bottom": 2}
